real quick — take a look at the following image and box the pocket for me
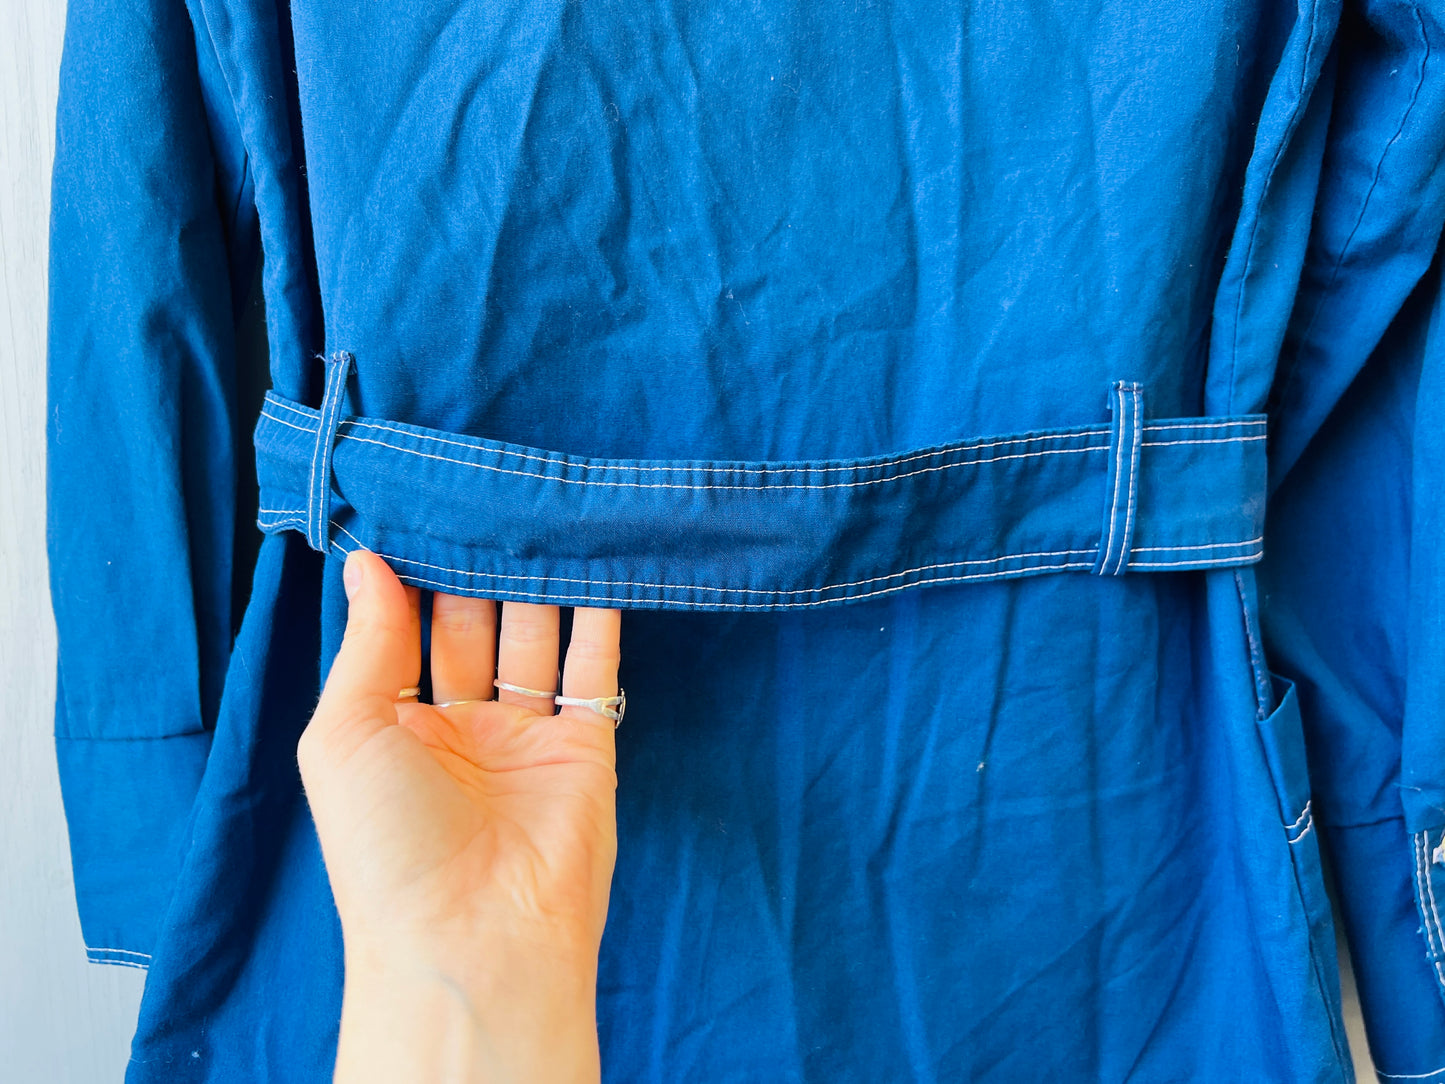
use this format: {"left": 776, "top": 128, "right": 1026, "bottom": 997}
{"left": 1410, "top": 827, "right": 1445, "bottom": 1007}
{"left": 1256, "top": 672, "right": 1313, "bottom": 842}
{"left": 1256, "top": 670, "right": 1351, "bottom": 1071}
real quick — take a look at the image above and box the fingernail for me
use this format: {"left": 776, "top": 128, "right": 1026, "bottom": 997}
{"left": 343, "top": 551, "right": 363, "bottom": 601}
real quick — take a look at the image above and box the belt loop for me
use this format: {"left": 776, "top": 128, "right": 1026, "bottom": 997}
{"left": 1092, "top": 380, "right": 1143, "bottom": 576}
{"left": 306, "top": 350, "right": 354, "bottom": 552}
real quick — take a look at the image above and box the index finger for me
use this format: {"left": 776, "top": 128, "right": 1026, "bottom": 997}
{"left": 312, "top": 549, "right": 422, "bottom": 722}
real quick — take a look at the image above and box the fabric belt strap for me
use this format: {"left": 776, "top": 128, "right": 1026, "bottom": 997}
{"left": 253, "top": 351, "right": 1266, "bottom": 610}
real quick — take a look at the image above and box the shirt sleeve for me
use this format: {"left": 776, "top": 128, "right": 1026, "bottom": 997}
{"left": 1257, "top": 0, "right": 1445, "bottom": 1074}
{"left": 46, "top": 0, "right": 249, "bottom": 968}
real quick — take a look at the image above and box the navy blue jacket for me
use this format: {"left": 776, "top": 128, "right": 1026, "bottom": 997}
{"left": 46, "top": 0, "right": 1445, "bottom": 1078}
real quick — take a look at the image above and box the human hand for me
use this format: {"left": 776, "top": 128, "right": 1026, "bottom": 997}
{"left": 297, "top": 548, "right": 620, "bottom": 1083}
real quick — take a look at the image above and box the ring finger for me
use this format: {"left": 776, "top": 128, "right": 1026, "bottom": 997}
{"left": 557, "top": 608, "right": 622, "bottom": 727}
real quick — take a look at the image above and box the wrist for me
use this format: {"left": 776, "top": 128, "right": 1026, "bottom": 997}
{"left": 335, "top": 937, "right": 601, "bottom": 1084}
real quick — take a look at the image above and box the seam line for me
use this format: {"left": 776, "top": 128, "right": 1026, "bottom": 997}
{"left": 86, "top": 946, "right": 152, "bottom": 959}
{"left": 263, "top": 391, "right": 1267, "bottom": 436}
{"left": 1102, "top": 384, "right": 1126, "bottom": 572}
{"left": 278, "top": 416, "right": 1115, "bottom": 491}
{"left": 1115, "top": 383, "right": 1142, "bottom": 573}
{"left": 256, "top": 510, "right": 1263, "bottom": 599}
{"left": 1286, "top": 799, "right": 1313, "bottom": 835}
{"left": 1378, "top": 1063, "right": 1445, "bottom": 1080}
{"left": 259, "top": 404, "right": 1263, "bottom": 485}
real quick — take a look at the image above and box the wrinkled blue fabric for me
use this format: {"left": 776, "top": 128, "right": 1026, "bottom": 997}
{"left": 44, "top": 0, "right": 1445, "bottom": 1079}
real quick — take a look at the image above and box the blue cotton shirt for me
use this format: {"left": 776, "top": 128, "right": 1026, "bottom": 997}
{"left": 45, "top": 0, "right": 1445, "bottom": 1078}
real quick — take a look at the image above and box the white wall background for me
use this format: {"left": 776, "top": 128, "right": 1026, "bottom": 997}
{"left": 1, "top": 2, "right": 146, "bottom": 1081}
{"left": 0, "top": 0, "right": 1377, "bottom": 1080}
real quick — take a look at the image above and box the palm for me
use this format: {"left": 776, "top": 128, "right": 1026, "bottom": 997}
{"left": 298, "top": 551, "right": 620, "bottom": 962}
{"left": 379, "top": 701, "right": 616, "bottom": 934}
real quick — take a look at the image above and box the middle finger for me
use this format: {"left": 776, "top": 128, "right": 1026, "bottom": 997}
{"left": 495, "top": 602, "right": 560, "bottom": 715}
{"left": 429, "top": 592, "right": 498, "bottom": 706}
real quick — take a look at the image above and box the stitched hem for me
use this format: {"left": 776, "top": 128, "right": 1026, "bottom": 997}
{"left": 1412, "top": 831, "right": 1445, "bottom": 992}
{"left": 258, "top": 511, "right": 1265, "bottom": 609}
{"left": 87, "top": 946, "right": 152, "bottom": 970}
{"left": 262, "top": 394, "right": 1265, "bottom": 491}
{"left": 56, "top": 731, "right": 211, "bottom": 973}
{"left": 1378, "top": 1065, "right": 1445, "bottom": 1082}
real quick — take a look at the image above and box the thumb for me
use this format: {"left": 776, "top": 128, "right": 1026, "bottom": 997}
{"left": 300, "top": 549, "right": 421, "bottom": 771}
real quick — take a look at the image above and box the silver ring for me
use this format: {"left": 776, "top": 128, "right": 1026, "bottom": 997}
{"left": 434, "top": 697, "right": 488, "bottom": 709}
{"left": 493, "top": 679, "right": 559, "bottom": 700}
{"left": 396, "top": 686, "right": 421, "bottom": 700}
{"left": 554, "top": 688, "right": 626, "bottom": 728}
